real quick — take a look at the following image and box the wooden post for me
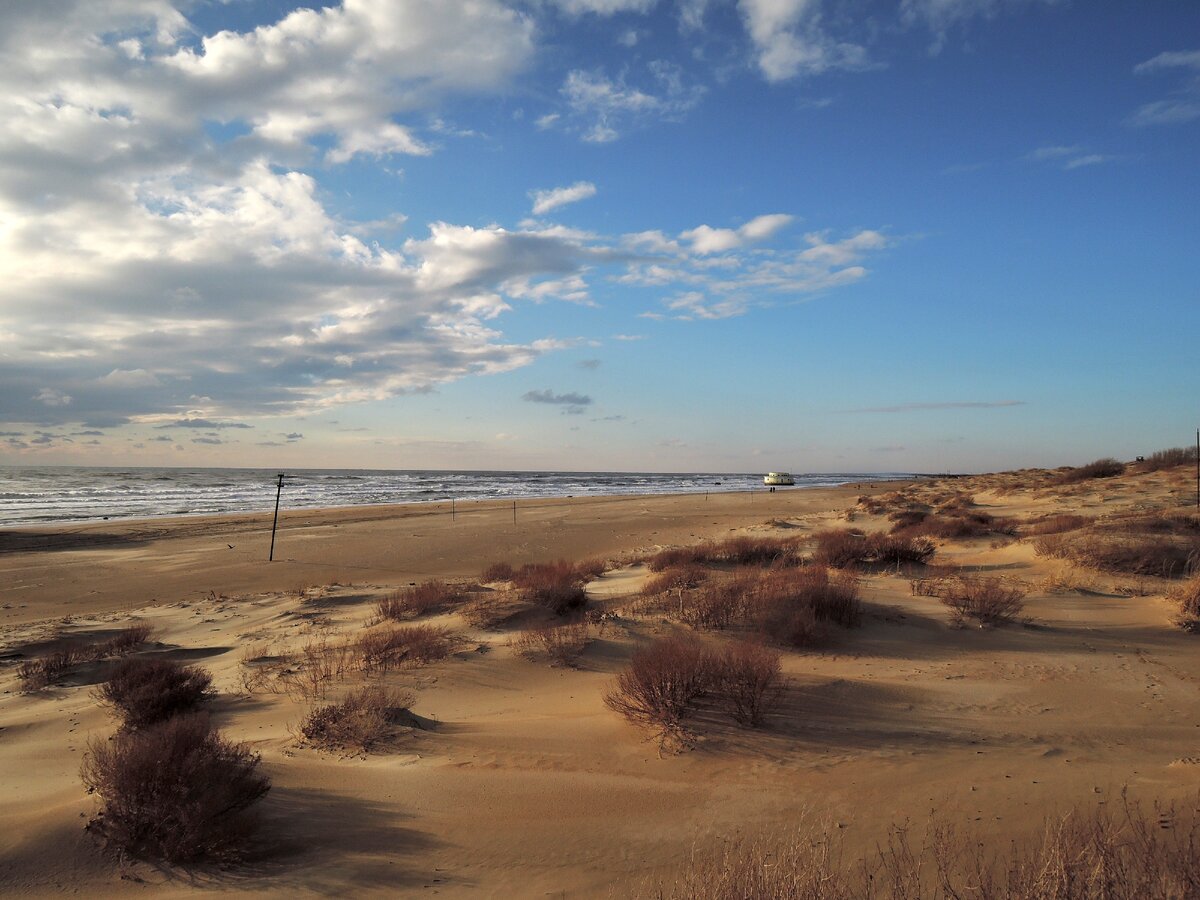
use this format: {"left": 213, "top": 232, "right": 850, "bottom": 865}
{"left": 452, "top": 497, "right": 456, "bottom": 521}
{"left": 513, "top": 500, "right": 517, "bottom": 525}
{"left": 269, "top": 472, "right": 285, "bottom": 561}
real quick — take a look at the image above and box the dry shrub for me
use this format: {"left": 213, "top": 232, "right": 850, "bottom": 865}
{"left": 716, "top": 640, "right": 783, "bottom": 728}
{"left": 459, "top": 591, "right": 526, "bottom": 629}
{"left": 481, "top": 561, "right": 515, "bottom": 582}
{"left": 604, "top": 634, "right": 716, "bottom": 731}
{"left": 1169, "top": 576, "right": 1200, "bottom": 632}
{"left": 1038, "top": 565, "right": 1097, "bottom": 594}
{"left": 512, "top": 560, "right": 588, "bottom": 614}
{"left": 81, "top": 713, "right": 269, "bottom": 863}
{"left": 647, "top": 545, "right": 711, "bottom": 572}
{"left": 297, "top": 685, "right": 416, "bottom": 752}
{"left": 376, "top": 580, "right": 459, "bottom": 620}
{"left": 939, "top": 576, "right": 1026, "bottom": 626}
{"left": 679, "top": 577, "right": 750, "bottom": 630}
{"left": 575, "top": 557, "right": 609, "bottom": 580}
{"left": 647, "top": 537, "right": 800, "bottom": 571}
{"left": 642, "top": 564, "right": 709, "bottom": 596}
{"left": 514, "top": 621, "right": 590, "bottom": 666}
{"left": 815, "top": 529, "right": 935, "bottom": 568}
{"left": 753, "top": 567, "right": 860, "bottom": 647}
{"left": 356, "top": 624, "right": 456, "bottom": 674}
{"left": 640, "top": 796, "right": 1200, "bottom": 899}
{"left": 16, "top": 624, "right": 155, "bottom": 692}
{"left": 96, "top": 658, "right": 213, "bottom": 730}
{"left": 1035, "top": 532, "right": 1199, "bottom": 578}
{"left": 279, "top": 635, "right": 358, "bottom": 701}
{"left": 1055, "top": 457, "right": 1125, "bottom": 484}
{"left": 1022, "top": 514, "right": 1093, "bottom": 536}
{"left": 894, "top": 511, "right": 1018, "bottom": 540}
{"left": 1137, "top": 446, "right": 1198, "bottom": 473}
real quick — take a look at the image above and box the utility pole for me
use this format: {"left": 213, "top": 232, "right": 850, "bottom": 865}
{"left": 269, "top": 472, "right": 286, "bottom": 562}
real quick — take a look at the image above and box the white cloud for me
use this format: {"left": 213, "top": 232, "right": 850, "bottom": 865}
{"left": 530, "top": 181, "right": 598, "bottom": 215}
{"left": 680, "top": 213, "right": 794, "bottom": 254}
{"left": 549, "top": 0, "right": 657, "bottom": 14}
{"left": 737, "top": 0, "right": 870, "bottom": 82}
{"left": 900, "top": 0, "right": 1059, "bottom": 52}
{"left": 1027, "top": 145, "right": 1115, "bottom": 170}
{"left": 554, "top": 64, "right": 705, "bottom": 141}
{"left": 1131, "top": 49, "right": 1200, "bottom": 126}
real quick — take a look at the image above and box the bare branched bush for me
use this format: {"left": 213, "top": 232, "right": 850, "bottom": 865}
{"left": 647, "top": 537, "right": 800, "bottom": 571}
{"left": 642, "top": 564, "right": 709, "bottom": 596}
{"left": 95, "top": 658, "right": 213, "bottom": 730}
{"left": 1169, "top": 576, "right": 1200, "bottom": 633}
{"left": 641, "top": 795, "right": 1200, "bottom": 899}
{"left": 1136, "top": 446, "right": 1198, "bottom": 473}
{"left": 812, "top": 529, "right": 871, "bottom": 567}
{"left": 514, "top": 621, "right": 590, "bottom": 666}
{"left": 716, "top": 640, "right": 783, "bottom": 728}
{"left": 1055, "top": 457, "right": 1125, "bottom": 484}
{"left": 511, "top": 560, "right": 589, "bottom": 614}
{"left": 16, "top": 624, "right": 154, "bottom": 691}
{"left": 678, "top": 575, "right": 756, "bottom": 630}
{"left": 604, "top": 634, "right": 716, "bottom": 731}
{"left": 647, "top": 545, "right": 711, "bottom": 572}
{"left": 376, "top": 580, "right": 460, "bottom": 620}
{"left": 939, "top": 576, "right": 1026, "bottom": 626}
{"left": 1021, "top": 514, "right": 1093, "bottom": 536}
{"left": 813, "top": 530, "right": 933, "bottom": 568}
{"left": 297, "top": 685, "right": 416, "bottom": 752}
{"left": 279, "top": 635, "right": 358, "bottom": 701}
{"left": 81, "top": 714, "right": 269, "bottom": 863}
{"left": 481, "top": 561, "right": 515, "bottom": 582}
{"left": 1034, "top": 531, "right": 1199, "bottom": 578}
{"left": 356, "top": 624, "right": 456, "bottom": 674}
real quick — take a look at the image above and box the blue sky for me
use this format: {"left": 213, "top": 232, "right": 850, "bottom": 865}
{"left": 1, "top": 0, "right": 1197, "bottom": 473}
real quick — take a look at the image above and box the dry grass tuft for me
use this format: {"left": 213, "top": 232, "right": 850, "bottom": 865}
{"left": 647, "top": 536, "right": 801, "bottom": 571}
{"left": 1169, "top": 576, "right": 1200, "bottom": 633}
{"left": 642, "top": 564, "right": 709, "bottom": 596}
{"left": 95, "top": 658, "right": 213, "bottom": 730}
{"left": 1021, "top": 514, "right": 1093, "bottom": 536}
{"left": 938, "top": 576, "right": 1026, "bottom": 626}
{"left": 297, "top": 685, "right": 416, "bottom": 752}
{"left": 480, "top": 561, "right": 516, "bottom": 582}
{"left": 16, "top": 624, "right": 154, "bottom": 692}
{"left": 1054, "top": 457, "right": 1125, "bottom": 484}
{"left": 1034, "top": 531, "right": 1199, "bottom": 578}
{"left": 356, "top": 624, "right": 457, "bottom": 674}
{"left": 81, "top": 713, "right": 269, "bottom": 863}
{"left": 514, "top": 621, "right": 591, "bottom": 666}
{"left": 639, "top": 796, "right": 1200, "bottom": 899}
{"left": 376, "top": 580, "right": 460, "bottom": 620}
{"left": 813, "top": 529, "right": 935, "bottom": 568}
{"left": 511, "top": 560, "right": 590, "bottom": 614}
{"left": 1136, "top": 446, "right": 1199, "bottom": 473}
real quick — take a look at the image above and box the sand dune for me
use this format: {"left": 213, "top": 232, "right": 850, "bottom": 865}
{"left": 3, "top": 471, "right": 1200, "bottom": 896}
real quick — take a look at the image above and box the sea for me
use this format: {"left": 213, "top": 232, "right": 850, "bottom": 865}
{"left": 0, "top": 466, "right": 916, "bottom": 527}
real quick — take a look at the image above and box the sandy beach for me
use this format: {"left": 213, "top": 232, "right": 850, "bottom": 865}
{"left": 3, "top": 468, "right": 1200, "bottom": 896}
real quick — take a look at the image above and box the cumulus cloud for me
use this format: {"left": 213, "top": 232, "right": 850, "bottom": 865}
{"left": 624, "top": 222, "right": 888, "bottom": 319}
{"left": 737, "top": 0, "right": 870, "bottom": 82}
{"left": 681, "top": 213, "right": 793, "bottom": 254}
{"left": 530, "top": 181, "right": 598, "bottom": 215}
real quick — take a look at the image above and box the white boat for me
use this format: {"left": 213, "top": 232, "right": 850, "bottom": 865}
{"left": 763, "top": 472, "right": 795, "bottom": 486}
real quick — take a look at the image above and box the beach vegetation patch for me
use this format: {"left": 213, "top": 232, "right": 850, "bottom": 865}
{"left": 480, "top": 561, "right": 516, "bottom": 582}
{"left": 514, "top": 620, "right": 591, "bottom": 666}
{"left": 715, "top": 640, "right": 783, "bottom": 728}
{"left": 1169, "top": 576, "right": 1200, "bottom": 632}
{"left": 937, "top": 576, "right": 1026, "bottom": 627}
{"left": 511, "top": 559, "right": 589, "bottom": 615}
{"left": 356, "top": 624, "right": 457, "bottom": 674}
{"left": 96, "top": 657, "right": 213, "bottom": 730}
{"left": 1136, "top": 446, "right": 1199, "bottom": 473}
{"left": 1034, "top": 531, "right": 1199, "bottom": 578}
{"left": 604, "top": 633, "right": 717, "bottom": 732}
{"left": 81, "top": 713, "right": 269, "bottom": 864}
{"left": 297, "top": 685, "right": 417, "bottom": 752}
{"left": 813, "top": 529, "right": 935, "bottom": 568}
{"left": 376, "top": 580, "right": 461, "bottom": 620}
{"left": 16, "top": 624, "right": 154, "bottom": 692}
{"left": 1054, "top": 457, "right": 1125, "bottom": 484}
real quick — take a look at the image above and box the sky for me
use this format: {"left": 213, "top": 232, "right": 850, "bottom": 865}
{"left": 1, "top": 0, "right": 1197, "bottom": 474}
